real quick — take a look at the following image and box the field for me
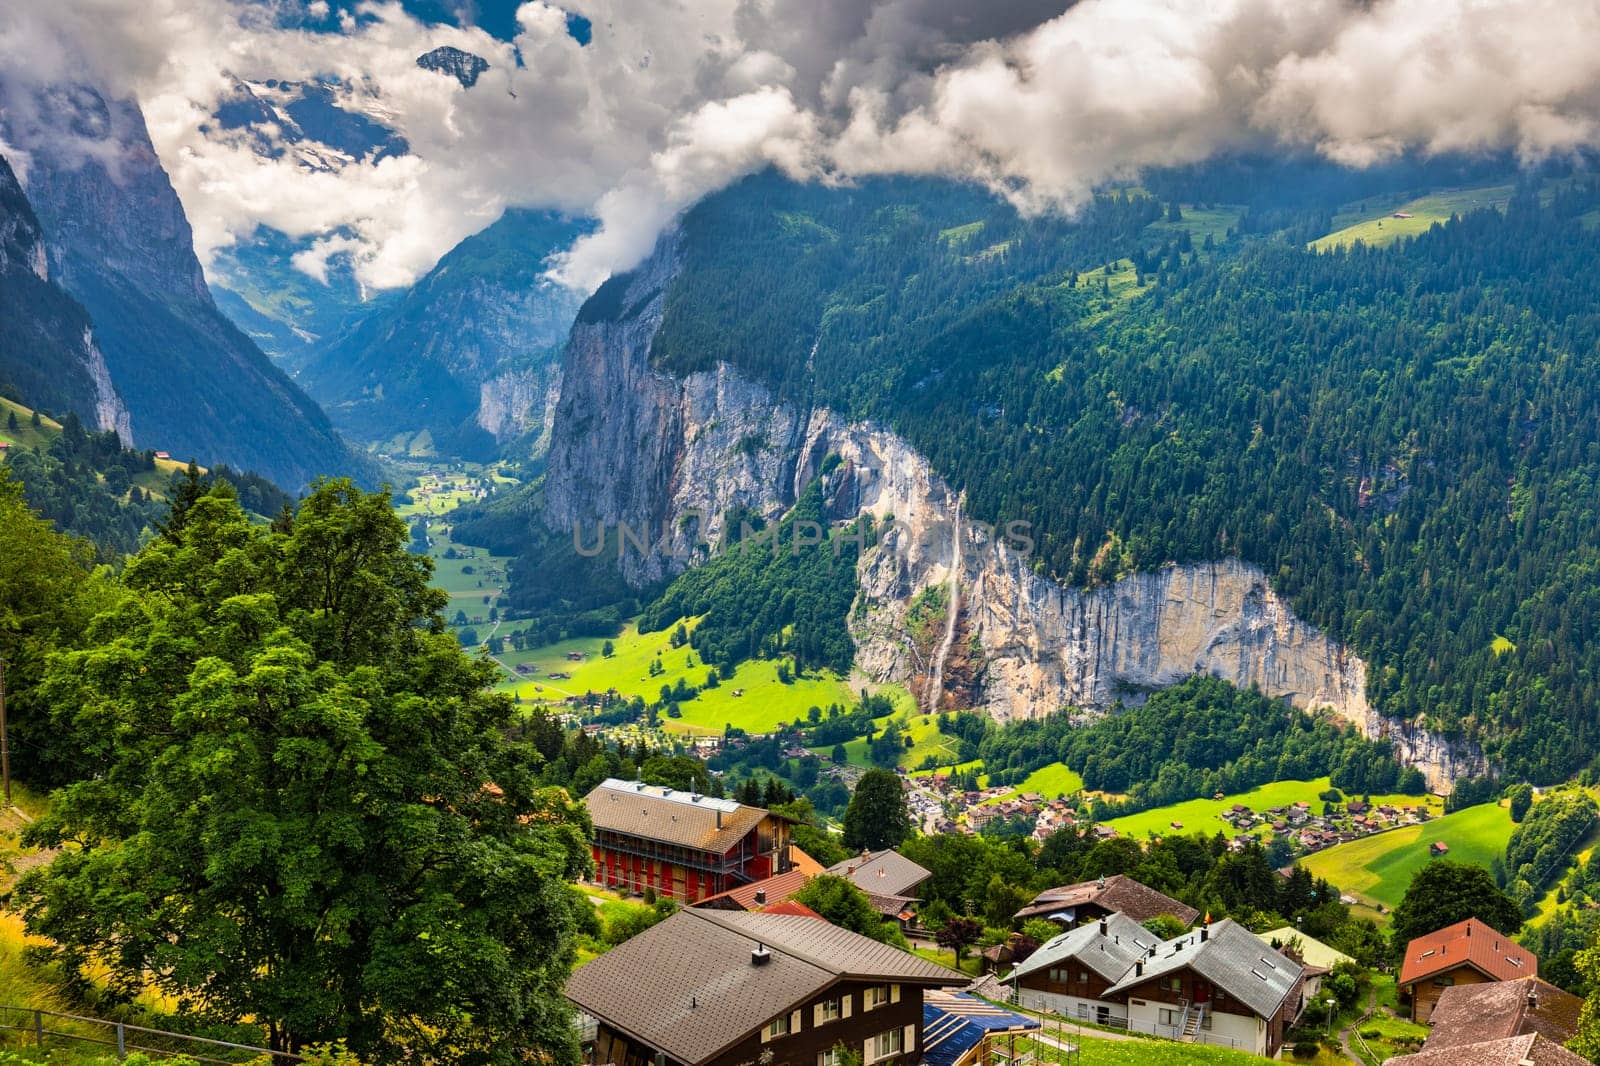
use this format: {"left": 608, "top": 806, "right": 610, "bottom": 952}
{"left": 1106, "top": 778, "right": 1440, "bottom": 841}
{"left": 982, "top": 763, "right": 1085, "bottom": 804}
{"left": 1299, "top": 801, "right": 1513, "bottom": 921}
{"left": 1309, "top": 184, "right": 1515, "bottom": 251}
{"left": 830, "top": 704, "right": 957, "bottom": 770}
{"left": 497, "top": 620, "right": 855, "bottom": 735}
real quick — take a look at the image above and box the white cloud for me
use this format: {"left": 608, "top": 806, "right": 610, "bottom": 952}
{"left": 3, "top": 0, "right": 1600, "bottom": 295}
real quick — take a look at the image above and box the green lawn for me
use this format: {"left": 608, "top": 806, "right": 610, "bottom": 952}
{"left": 1300, "top": 800, "right": 1514, "bottom": 920}
{"left": 498, "top": 619, "right": 854, "bottom": 735}
{"left": 983, "top": 763, "right": 1085, "bottom": 805}
{"left": 1106, "top": 778, "right": 1440, "bottom": 841}
{"left": 1020, "top": 1033, "right": 1283, "bottom": 1065}
{"left": 1309, "top": 185, "right": 1515, "bottom": 251}
{"left": 831, "top": 705, "right": 957, "bottom": 770}
{"left": 1146, "top": 203, "right": 1243, "bottom": 246}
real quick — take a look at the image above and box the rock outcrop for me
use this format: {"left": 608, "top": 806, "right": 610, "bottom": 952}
{"left": 543, "top": 232, "right": 1482, "bottom": 789}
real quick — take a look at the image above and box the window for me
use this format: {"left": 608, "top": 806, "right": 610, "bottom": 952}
{"left": 765, "top": 1016, "right": 790, "bottom": 1039}
{"left": 820, "top": 1049, "right": 849, "bottom": 1066}
{"left": 820, "top": 998, "right": 842, "bottom": 1022}
{"left": 866, "top": 985, "right": 890, "bottom": 1010}
{"left": 1166, "top": 977, "right": 1183, "bottom": 993}
{"left": 869, "top": 1028, "right": 904, "bottom": 1063}
{"left": 1077, "top": 971, "right": 1090, "bottom": 983}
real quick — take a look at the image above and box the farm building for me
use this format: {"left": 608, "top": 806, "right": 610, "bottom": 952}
{"left": 1015, "top": 874, "right": 1199, "bottom": 928}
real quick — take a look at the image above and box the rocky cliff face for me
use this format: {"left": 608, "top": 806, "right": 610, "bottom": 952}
{"left": 0, "top": 152, "right": 130, "bottom": 440}
{"left": 0, "top": 84, "right": 366, "bottom": 488}
{"left": 544, "top": 233, "right": 1483, "bottom": 789}
{"left": 303, "top": 208, "right": 584, "bottom": 459}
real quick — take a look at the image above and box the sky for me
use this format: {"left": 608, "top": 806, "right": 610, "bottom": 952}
{"left": 2, "top": 0, "right": 1599, "bottom": 294}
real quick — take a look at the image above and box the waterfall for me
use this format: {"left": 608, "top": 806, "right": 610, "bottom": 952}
{"left": 925, "top": 496, "right": 962, "bottom": 712}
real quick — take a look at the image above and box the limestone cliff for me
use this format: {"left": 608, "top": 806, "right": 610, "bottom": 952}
{"left": 543, "top": 234, "right": 1484, "bottom": 789}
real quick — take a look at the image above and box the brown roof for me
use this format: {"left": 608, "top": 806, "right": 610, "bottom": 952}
{"left": 761, "top": 900, "right": 823, "bottom": 919}
{"left": 826, "top": 849, "right": 932, "bottom": 898}
{"left": 1383, "top": 1033, "right": 1589, "bottom": 1066}
{"left": 586, "top": 778, "right": 769, "bottom": 853}
{"left": 789, "top": 844, "right": 826, "bottom": 876}
{"left": 1419, "top": 977, "right": 1581, "bottom": 1050}
{"left": 1398, "top": 918, "right": 1536, "bottom": 987}
{"left": 565, "top": 908, "right": 962, "bottom": 1065}
{"left": 1015, "top": 874, "right": 1200, "bottom": 925}
{"left": 691, "top": 869, "right": 812, "bottom": 911}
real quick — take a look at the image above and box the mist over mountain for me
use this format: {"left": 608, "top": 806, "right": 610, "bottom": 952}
{"left": 0, "top": 84, "right": 370, "bottom": 490}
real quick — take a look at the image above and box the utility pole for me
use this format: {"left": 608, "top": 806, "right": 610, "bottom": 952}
{"left": 0, "top": 655, "right": 10, "bottom": 804}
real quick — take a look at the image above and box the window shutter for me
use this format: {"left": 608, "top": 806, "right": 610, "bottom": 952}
{"left": 842, "top": 994, "right": 852, "bottom": 1019}
{"left": 791, "top": 1010, "right": 802, "bottom": 1032}
{"left": 904, "top": 1024, "right": 916, "bottom": 1051}
{"left": 814, "top": 1003, "right": 824, "bottom": 1027}
{"left": 890, "top": 984, "right": 901, "bottom": 1004}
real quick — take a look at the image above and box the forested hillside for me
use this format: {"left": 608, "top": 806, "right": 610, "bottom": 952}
{"left": 631, "top": 169, "right": 1600, "bottom": 782}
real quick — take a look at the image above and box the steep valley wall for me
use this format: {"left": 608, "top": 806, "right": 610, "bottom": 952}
{"left": 542, "top": 236, "right": 1484, "bottom": 790}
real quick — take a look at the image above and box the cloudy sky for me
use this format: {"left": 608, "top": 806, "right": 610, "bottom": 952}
{"left": 3, "top": 0, "right": 1599, "bottom": 293}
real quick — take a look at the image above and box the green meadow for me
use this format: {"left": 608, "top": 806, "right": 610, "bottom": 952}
{"left": 1309, "top": 184, "right": 1515, "bottom": 252}
{"left": 1299, "top": 800, "right": 1514, "bottom": 922}
{"left": 1106, "top": 777, "right": 1440, "bottom": 841}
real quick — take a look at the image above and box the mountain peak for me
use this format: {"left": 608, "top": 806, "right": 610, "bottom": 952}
{"left": 416, "top": 46, "right": 489, "bottom": 89}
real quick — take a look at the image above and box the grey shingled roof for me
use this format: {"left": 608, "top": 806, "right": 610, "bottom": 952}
{"left": 1104, "top": 919, "right": 1302, "bottom": 1020}
{"left": 1009, "top": 912, "right": 1157, "bottom": 984}
{"left": 566, "top": 909, "right": 962, "bottom": 1065}
{"left": 827, "top": 849, "right": 933, "bottom": 898}
{"left": 585, "top": 778, "right": 768, "bottom": 853}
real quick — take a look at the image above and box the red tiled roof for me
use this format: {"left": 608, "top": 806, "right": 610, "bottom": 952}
{"left": 691, "top": 869, "right": 812, "bottom": 911}
{"left": 760, "top": 900, "right": 823, "bottom": 919}
{"left": 1398, "top": 918, "right": 1535, "bottom": 987}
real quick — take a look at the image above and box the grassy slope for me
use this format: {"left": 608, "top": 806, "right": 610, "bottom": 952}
{"left": 1299, "top": 801, "right": 1514, "bottom": 921}
{"left": 0, "top": 396, "right": 190, "bottom": 501}
{"left": 497, "top": 619, "right": 855, "bottom": 735}
{"left": 1020, "top": 1033, "right": 1290, "bottom": 1065}
{"left": 1106, "top": 778, "right": 1441, "bottom": 841}
{"left": 982, "top": 763, "right": 1086, "bottom": 805}
{"left": 1308, "top": 185, "right": 1515, "bottom": 251}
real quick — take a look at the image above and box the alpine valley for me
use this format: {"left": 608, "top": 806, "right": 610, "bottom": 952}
{"left": 10, "top": 4, "right": 1600, "bottom": 1064}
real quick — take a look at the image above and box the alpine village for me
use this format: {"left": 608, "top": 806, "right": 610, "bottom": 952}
{"left": 6, "top": 3, "right": 1600, "bottom": 1066}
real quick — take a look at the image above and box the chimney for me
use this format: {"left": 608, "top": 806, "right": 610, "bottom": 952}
{"left": 755, "top": 888, "right": 767, "bottom": 905}
{"left": 1528, "top": 983, "right": 1539, "bottom": 1009}
{"left": 1099, "top": 918, "right": 1108, "bottom": 936}
{"left": 717, "top": 809, "right": 723, "bottom": 829}
{"left": 752, "top": 944, "right": 772, "bottom": 967}
{"left": 1135, "top": 960, "right": 1144, "bottom": 977}
{"left": 1201, "top": 925, "right": 1209, "bottom": 944}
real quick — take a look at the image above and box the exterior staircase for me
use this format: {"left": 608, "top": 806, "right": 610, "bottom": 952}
{"left": 1181, "top": 1003, "right": 1207, "bottom": 1042}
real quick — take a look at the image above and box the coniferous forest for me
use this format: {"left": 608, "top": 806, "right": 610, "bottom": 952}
{"left": 618, "top": 171, "right": 1600, "bottom": 782}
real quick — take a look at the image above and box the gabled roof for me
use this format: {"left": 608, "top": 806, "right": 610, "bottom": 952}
{"left": 1398, "top": 918, "right": 1535, "bottom": 987}
{"left": 922, "top": 991, "right": 1039, "bottom": 1066}
{"left": 1009, "top": 911, "right": 1158, "bottom": 984}
{"left": 566, "top": 908, "right": 961, "bottom": 1066}
{"left": 585, "top": 778, "right": 769, "bottom": 853}
{"left": 761, "top": 899, "right": 824, "bottom": 919}
{"left": 691, "top": 868, "right": 811, "bottom": 911}
{"left": 1256, "top": 927, "right": 1355, "bottom": 971}
{"left": 1420, "top": 977, "right": 1581, "bottom": 1050}
{"left": 1382, "top": 1032, "right": 1589, "bottom": 1066}
{"left": 827, "top": 849, "right": 932, "bottom": 898}
{"left": 789, "top": 844, "right": 826, "bottom": 876}
{"left": 1105, "top": 919, "right": 1303, "bottom": 1020}
{"left": 1015, "top": 874, "right": 1200, "bottom": 925}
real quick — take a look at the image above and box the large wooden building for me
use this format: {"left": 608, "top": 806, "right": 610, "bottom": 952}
{"left": 1011, "top": 916, "right": 1306, "bottom": 1057}
{"left": 1014, "top": 874, "right": 1199, "bottom": 928}
{"left": 566, "top": 907, "right": 964, "bottom": 1066}
{"left": 1398, "top": 918, "right": 1537, "bottom": 1024}
{"left": 585, "top": 778, "right": 793, "bottom": 903}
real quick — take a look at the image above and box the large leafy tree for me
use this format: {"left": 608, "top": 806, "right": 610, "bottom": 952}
{"left": 17, "top": 480, "right": 592, "bottom": 1063}
{"left": 1388, "top": 860, "right": 1522, "bottom": 960}
{"left": 842, "top": 768, "right": 912, "bottom": 851}
{"left": 793, "top": 875, "right": 903, "bottom": 946}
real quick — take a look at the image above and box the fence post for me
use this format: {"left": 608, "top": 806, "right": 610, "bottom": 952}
{"left": 33, "top": 1009, "right": 41, "bottom": 1047}
{"left": 116, "top": 1020, "right": 126, "bottom": 1059}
